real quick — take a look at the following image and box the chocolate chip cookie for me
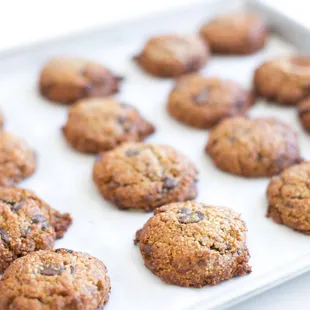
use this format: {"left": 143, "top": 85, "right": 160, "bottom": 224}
{"left": 0, "top": 131, "right": 36, "bottom": 185}
{"left": 206, "top": 117, "right": 301, "bottom": 177}
{"left": 63, "top": 98, "right": 155, "bottom": 153}
{"left": 0, "top": 249, "right": 110, "bottom": 309}
{"left": 135, "top": 201, "right": 251, "bottom": 287}
{"left": 134, "top": 35, "right": 209, "bottom": 77}
{"left": 168, "top": 74, "right": 253, "bottom": 129}
{"left": 93, "top": 143, "right": 198, "bottom": 211}
{"left": 199, "top": 12, "right": 268, "bottom": 55}
{"left": 267, "top": 161, "right": 310, "bottom": 234}
{"left": 298, "top": 97, "right": 310, "bottom": 132}
{"left": 0, "top": 187, "right": 72, "bottom": 272}
{"left": 254, "top": 56, "right": 310, "bottom": 105}
{"left": 39, "top": 57, "right": 122, "bottom": 104}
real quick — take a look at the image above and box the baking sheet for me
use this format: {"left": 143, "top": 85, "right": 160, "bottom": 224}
{"left": 1, "top": 0, "right": 310, "bottom": 309}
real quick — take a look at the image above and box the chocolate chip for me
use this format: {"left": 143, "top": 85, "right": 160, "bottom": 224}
{"left": 55, "top": 248, "right": 74, "bottom": 253}
{"left": 125, "top": 149, "right": 140, "bottom": 157}
{"left": 24, "top": 227, "right": 32, "bottom": 235}
{"left": 163, "top": 177, "right": 178, "bottom": 191}
{"left": 144, "top": 244, "right": 152, "bottom": 256}
{"left": 0, "top": 228, "right": 9, "bottom": 245}
{"left": 198, "top": 259, "right": 206, "bottom": 266}
{"left": 194, "top": 89, "right": 209, "bottom": 105}
{"left": 179, "top": 207, "right": 191, "bottom": 214}
{"left": 32, "top": 215, "right": 45, "bottom": 224}
{"left": 117, "top": 115, "right": 127, "bottom": 124}
{"left": 70, "top": 266, "right": 75, "bottom": 274}
{"left": 41, "top": 267, "right": 64, "bottom": 276}
{"left": 177, "top": 211, "right": 204, "bottom": 224}
{"left": 0, "top": 199, "right": 24, "bottom": 213}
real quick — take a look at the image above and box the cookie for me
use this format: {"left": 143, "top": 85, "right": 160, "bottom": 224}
{"left": 93, "top": 143, "right": 198, "bottom": 211}
{"left": 0, "top": 249, "right": 110, "bottom": 309}
{"left": 39, "top": 57, "right": 122, "bottom": 104}
{"left": 298, "top": 97, "right": 310, "bottom": 132}
{"left": 254, "top": 56, "right": 310, "bottom": 105}
{"left": 63, "top": 98, "right": 155, "bottom": 153}
{"left": 267, "top": 162, "right": 310, "bottom": 233}
{"left": 134, "top": 35, "right": 209, "bottom": 77}
{"left": 134, "top": 201, "right": 251, "bottom": 287}
{"left": 199, "top": 12, "right": 268, "bottom": 55}
{"left": 0, "top": 187, "right": 72, "bottom": 272}
{"left": 206, "top": 117, "right": 301, "bottom": 177}
{"left": 167, "top": 74, "right": 253, "bottom": 129}
{"left": 0, "top": 131, "right": 36, "bottom": 186}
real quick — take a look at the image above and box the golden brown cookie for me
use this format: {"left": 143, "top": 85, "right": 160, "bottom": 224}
{"left": 0, "top": 249, "right": 110, "bottom": 309}
{"left": 135, "top": 201, "right": 251, "bottom": 287}
{"left": 0, "top": 187, "right": 72, "bottom": 272}
{"left": 62, "top": 98, "right": 155, "bottom": 153}
{"left": 267, "top": 162, "right": 310, "bottom": 234}
{"left": 39, "top": 57, "right": 122, "bottom": 104}
{"left": 298, "top": 97, "right": 310, "bottom": 132}
{"left": 206, "top": 117, "right": 301, "bottom": 177}
{"left": 93, "top": 143, "right": 198, "bottom": 211}
{"left": 254, "top": 56, "right": 310, "bottom": 105}
{"left": 199, "top": 12, "right": 268, "bottom": 55}
{"left": 0, "top": 131, "right": 36, "bottom": 185}
{"left": 167, "top": 74, "right": 253, "bottom": 129}
{"left": 134, "top": 35, "right": 209, "bottom": 77}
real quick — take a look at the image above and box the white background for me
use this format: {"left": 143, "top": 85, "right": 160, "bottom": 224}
{"left": 1, "top": 0, "right": 310, "bottom": 309}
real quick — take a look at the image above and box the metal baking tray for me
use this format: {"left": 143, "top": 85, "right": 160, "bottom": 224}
{"left": 1, "top": 0, "right": 310, "bottom": 309}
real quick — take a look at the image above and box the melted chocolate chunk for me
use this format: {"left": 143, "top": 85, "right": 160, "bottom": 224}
{"left": 163, "top": 177, "right": 178, "bottom": 191}
{"left": 0, "top": 228, "right": 9, "bottom": 245}
{"left": 41, "top": 266, "right": 64, "bottom": 276}
{"left": 177, "top": 211, "right": 204, "bottom": 224}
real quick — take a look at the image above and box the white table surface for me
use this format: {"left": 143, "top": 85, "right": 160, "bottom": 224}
{"left": 1, "top": 1, "right": 310, "bottom": 309}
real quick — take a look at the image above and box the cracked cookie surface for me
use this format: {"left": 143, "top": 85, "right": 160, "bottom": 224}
{"left": 93, "top": 143, "right": 198, "bottom": 211}
{"left": 39, "top": 57, "right": 122, "bottom": 104}
{"left": 134, "top": 201, "right": 251, "bottom": 287}
{"left": 0, "top": 187, "right": 72, "bottom": 272}
{"left": 199, "top": 12, "right": 268, "bottom": 55}
{"left": 0, "top": 131, "right": 36, "bottom": 185}
{"left": 168, "top": 74, "right": 253, "bottom": 128}
{"left": 62, "top": 98, "right": 155, "bottom": 153}
{"left": 0, "top": 249, "right": 110, "bottom": 309}
{"left": 254, "top": 56, "right": 310, "bottom": 105}
{"left": 134, "top": 35, "right": 209, "bottom": 77}
{"left": 267, "top": 162, "right": 310, "bottom": 233}
{"left": 206, "top": 117, "right": 301, "bottom": 177}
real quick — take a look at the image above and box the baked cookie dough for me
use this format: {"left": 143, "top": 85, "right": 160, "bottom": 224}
{"left": 62, "top": 98, "right": 155, "bottom": 153}
{"left": 199, "top": 12, "right": 268, "bottom": 55}
{"left": 0, "top": 131, "right": 36, "bottom": 185}
{"left": 135, "top": 201, "right": 251, "bottom": 287}
{"left": 167, "top": 74, "right": 253, "bottom": 129}
{"left": 206, "top": 117, "right": 301, "bottom": 177}
{"left": 93, "top": 143, "right": 198, "bottom": 211}
{"left": 298, "top": 97, "right": 310, "bottom": 132}
{"left": 0, "top": 187, "right": 72, "bottom": 272}
{"left": 254, "top": 56, "right": 310, "bottom": 105}
{"left": 267, "top": 161, "right": 310, "bottom": 234}
{"left": 134, "top": 35, "right": 209, "bottom": 77}
{"left": 39, "top": 57, "right": 122, "bottom": 104}
{"left": 0, "top": 249, "right": 110, "bottom": 309}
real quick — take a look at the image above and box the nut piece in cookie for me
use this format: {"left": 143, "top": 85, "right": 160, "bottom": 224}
{"left": 267, "top": 161, "right": 310, "bottom": 234}
{"left": 0, "top": 249, "right": 110, "bottom": 309}
{"left": 298, "top": 97, "right": 310, "bottom": 132}
{"left": 254, "top": 56, "right": 310, "bottom": 105}
{"left": 206, "top": 117, "right": 301, "bottom": 177}
{"left": 199, "top": 12, "right": 268, "bottom": 55}
{"left": 62, "top": 98, "right": 155, "bottom": 153}
{"left": 168, "top": 74, "right": 253, "bottom": 129}
{"left": 134, "top": 201, "right": 251, "bottom": 287}
{"left": 0, "top": 187, "right": 72, "bottom": 272}
{"left": 93, "top": 142, "right": 198, "bottom": 211}
{"left": 134, "top": 34, "right": 209, "bottom": 77}
{"left": 39, "top": 57, "right": 122, "bottom": 104}
{"left": 0, "top": 131, "right": 36, "bottom": 185}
